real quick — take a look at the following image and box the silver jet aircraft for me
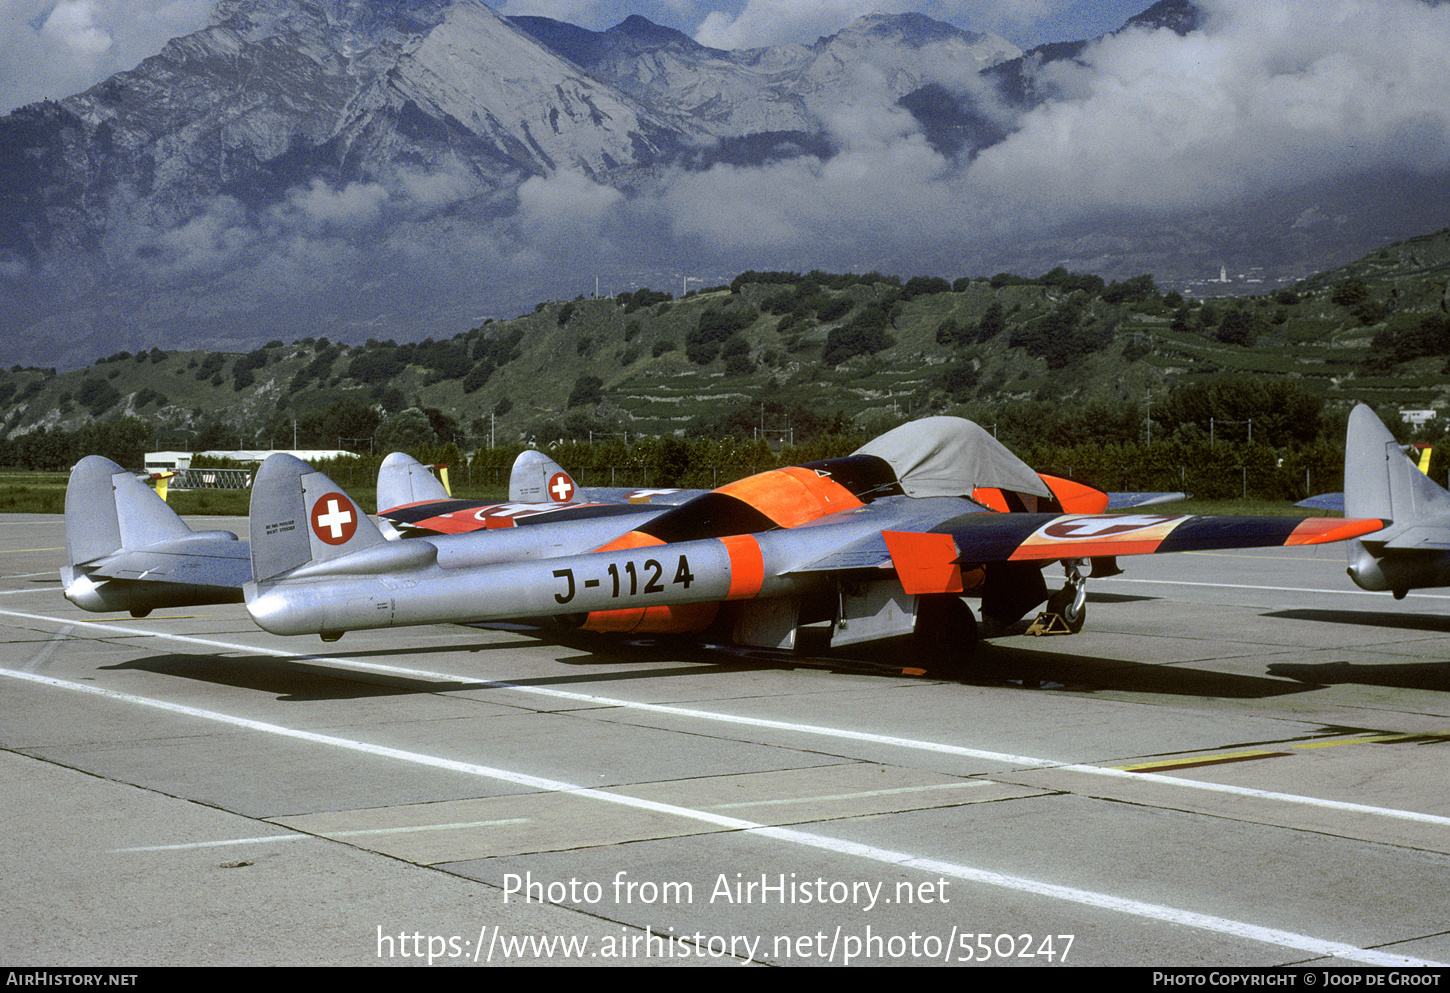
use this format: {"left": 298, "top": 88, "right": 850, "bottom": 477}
{"left": 1342, "top": 403, "right": 1450, "bottom": 598}
{"left": 61, "top": 454, "right": 250, "bottom": 616}
{"left": 374, "top": 449, "right": 700, "bottom": 539}
{"left": 60, "top": 451, "right": 684, "bottom": 616}
{"left": 237, "top": 417, "right": 1380, "bottom": 668}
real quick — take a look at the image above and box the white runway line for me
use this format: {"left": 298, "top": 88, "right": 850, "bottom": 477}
{"left": 2, "top": 663, "right": 1442, "bottom": 968}
{"left": 4, "top": 607, "right": 1447, "bottom": 831}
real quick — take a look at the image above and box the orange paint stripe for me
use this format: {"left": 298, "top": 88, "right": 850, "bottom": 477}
{"left": 720, "top": 533, "right": 765, "bottom": 600}
{"left": 717, "top": 466, "right": 863, "bottom": 528}
{"left": 1010, "top": 538, "right": 1164, "bottom": 561}
{"left": 594, "top": 530, "right": 668, "bottom": 553}
{"left": 582, "top": 607, "right": 648, "bottom": 632}
{"left": 1285, "top": 517, "right": 1387, "bottom": 545}
{"left": 583, "top": 603, "right": 718, "bottom": 633}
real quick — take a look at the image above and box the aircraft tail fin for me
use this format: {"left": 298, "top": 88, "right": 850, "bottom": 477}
{"left": 377, "top": 451, "right": 451, "bottom": 511}
{"left": 66, "top": 456, "right": 193, "bottom": 567}
{"left": 509, "top": 449, "right": 577, "bottom": 503}
{"left": 250, "top": 453, "right": 395, "bottom": 584}
{"left": 63, "top": 456, "right": 250, "bottom": 615}
{"left": 1344, "top": 404, "right": 1450, "bottom": 522}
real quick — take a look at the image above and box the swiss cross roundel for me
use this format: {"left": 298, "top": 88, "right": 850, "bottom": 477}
{"left": 548, "top": 472, "right": 574, "bottom": 503}
{"left": 310, "top": 492, "right": 358, "bottom": 545}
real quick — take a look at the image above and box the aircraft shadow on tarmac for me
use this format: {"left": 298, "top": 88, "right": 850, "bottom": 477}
{"left": 1259, "top": 609, "right": 1450, "bottom": 691}
{"left": 1264, "top": 657, "right": 1450, "bottom": 692}
{"left": 99, "top": 608, "right": 1328, "bottom": 702}
{"left": 1085, "top": 592, "right": 1160, "bottom": 605}
{"left": 954, "top": 643, "right": 1324, "bottom": 698}
{"left": 99, "top": 647, "right": 779, "bottom": 701}
{"left": 466, "top": 624, "right": 1318, "bottom": 698}
{"left": 1266, "top": 607, "right": 1450, "bottom": 635}
{"left": 400, "top": 625, "right": 1326, "bottom": 699}
{"left": 100, "top": 653, "right": 494, "bottom": 701}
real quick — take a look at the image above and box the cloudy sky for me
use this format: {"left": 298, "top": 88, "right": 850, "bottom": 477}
{"left": 5, "top": 0, "right": 1450, "bottom": 354}
{"left": 0, "top": 0, "right": 1151, "bottom": 114}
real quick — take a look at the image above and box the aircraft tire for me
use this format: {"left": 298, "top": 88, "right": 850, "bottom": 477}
{"left": 914, "top": 594, "right": 978, "bottom": 675}
{"left": 1045, "top": 588, "right": 1086, "bottom": 633}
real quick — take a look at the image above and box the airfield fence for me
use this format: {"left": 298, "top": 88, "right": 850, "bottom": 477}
{"left": 164, "top": 467, "right": 254, "bottom": 490}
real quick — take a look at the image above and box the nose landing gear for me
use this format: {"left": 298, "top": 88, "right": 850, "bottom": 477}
{"left": 1028, "top": 560, "right": 1087, "bottom": 636}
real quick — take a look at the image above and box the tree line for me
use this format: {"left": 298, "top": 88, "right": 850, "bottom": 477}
{"left": 9, "top": 383, "right": 1430, "bottom": 505}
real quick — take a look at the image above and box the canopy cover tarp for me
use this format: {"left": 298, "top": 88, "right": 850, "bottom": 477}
{"left": 853, "top": 416, "right": 1050, "bottom": 499}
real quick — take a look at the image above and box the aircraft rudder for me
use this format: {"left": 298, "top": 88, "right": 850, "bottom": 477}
{"left": 65, "top": 455, "right": 192, "bottom": 567}
{"left": 1344, "top": 403, "right": 1450, "bottom": 522}
{"left": 509, "top": 449, "right": 575, "bottom": 503}
{"left": 250, "top": 453, "right": 386, "bottom": 584}
{"left": 377, "top": 451, "right": 449, "bottom": 511}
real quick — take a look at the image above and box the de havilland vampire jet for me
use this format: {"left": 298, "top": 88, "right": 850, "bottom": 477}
{"left": 60, "top": 450, "right": 690, "bottom": 618}
{"left": 62, "top": 421, "right": 1174, "bottom": 632}
{"left": 374, "top": 449, "right": 701, "bottom": 538}
{"left": 1340, "top": 403, "right": 1450, "bottom": 598}
{"left": 374, "top": 445, "right": 1185, "bottom": 540}
{"left": 229, "top": 417, "right": 1380, "bottom": 668}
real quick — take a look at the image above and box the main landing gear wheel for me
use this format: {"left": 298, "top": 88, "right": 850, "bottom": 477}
{"left": 913, "top": 594, "right": 979, "bottom": 676}
{"left": 1043, "top": 587, "right": 1086, "bottom": 633}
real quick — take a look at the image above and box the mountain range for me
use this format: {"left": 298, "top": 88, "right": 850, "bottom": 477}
{"left": 1, "top": 0, "right": 1446, "bottom": 368}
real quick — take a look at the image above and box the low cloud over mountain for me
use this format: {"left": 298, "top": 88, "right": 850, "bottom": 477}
{"left": 2, "top": 0, "right": 1448, "bottom": 366}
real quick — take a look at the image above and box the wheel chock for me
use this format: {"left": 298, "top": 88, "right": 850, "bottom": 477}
{"left": 1025, "top": 611, "right": 1074, "bottom": 636}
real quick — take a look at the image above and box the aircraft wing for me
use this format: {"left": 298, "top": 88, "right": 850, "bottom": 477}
{"left": 1295, "top": 493, "right": 1344, "bottom": 512}
{"left": 379, "top": 497, "right": 662, "bottom": 536}
{"left": 926, "top": 512, "right": 1378, "bottom": 561}
{"left": 1106, "top": 492, "right": 1186, "bottom": 509}
{"left": 576, "top": 486, "right": 707, "bottom": 506}
{"left": 787, "top": 507, "right": 1383, "bottom": 591}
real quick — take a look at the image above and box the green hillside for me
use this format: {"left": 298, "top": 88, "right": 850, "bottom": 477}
{"left": 4, "top": 227, "right": 1449, "bottom": 472}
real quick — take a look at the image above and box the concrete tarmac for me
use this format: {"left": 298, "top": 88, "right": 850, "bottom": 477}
{"left": 2, "top": 514, "right": 1448, "bottom": 967}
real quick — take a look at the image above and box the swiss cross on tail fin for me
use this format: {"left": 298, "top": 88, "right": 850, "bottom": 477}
{"left": 310, "top": 493, "right": 358, "bottom": 545}
{"left": 251, "top": 454, "right": 388, "bottom": 584}
{"left": 548, "top": 471, "right": 576, "bottom": 502}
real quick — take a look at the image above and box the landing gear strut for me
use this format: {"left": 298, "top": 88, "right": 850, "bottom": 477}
{"left": 1032, "top": 560, "right": 1087, "bottom": 635}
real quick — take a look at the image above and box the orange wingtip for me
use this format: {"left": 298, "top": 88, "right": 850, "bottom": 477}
{"left": 882, "top": 531, "right": 964, "bottom": 595}
{"left": 1040, "top": 474, "right": 1110, "bottom": 514}
{"left": 1285, "top": 517, "right": 1388, "bottom": 545}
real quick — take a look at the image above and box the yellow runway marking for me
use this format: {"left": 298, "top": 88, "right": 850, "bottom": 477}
{"left": 1117, "top": 750, "right": 1287, "bottom": 772}
{"left": 1120, "top": 731, "right": 1450, "bottom": 771}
